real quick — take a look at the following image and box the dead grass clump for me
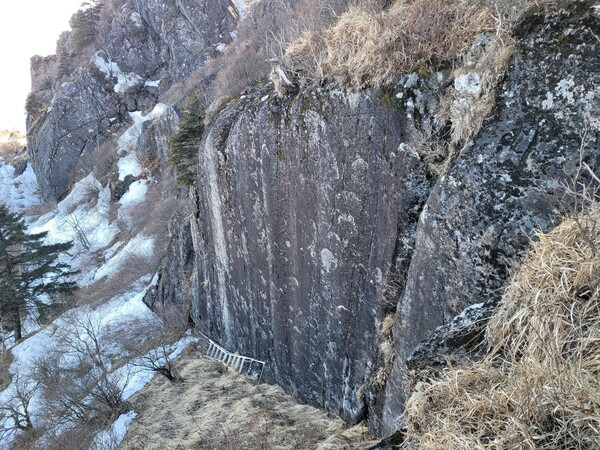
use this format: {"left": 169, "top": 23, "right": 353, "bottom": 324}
{"left": 121, "top": 353, "right": 378, "bottom": 449}
{"left": 285, "top": 0, "right": 556, "bottom": 90}
{"left": 286, "top": 0, "right": 495, "bottom": 90}
{"left": 417, "top": 34, "right": 516, "bottom": 175}
{"left": 405, "top": 207, "right": 600, "bottom": 448}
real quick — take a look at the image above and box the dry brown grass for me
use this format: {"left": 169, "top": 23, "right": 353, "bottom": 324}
{"left": 404, "top": 207, "right": 600, "bottom": 449}
{"left": 120, "top": 350, "right": 378, "bottom": 449}
{"left": 416, "top": 33, "right": 516, "bottom": 175}
{"left": 284, "top": 0, "right": 553, "bottom": 90}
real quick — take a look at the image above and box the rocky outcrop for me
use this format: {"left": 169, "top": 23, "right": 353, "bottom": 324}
{"left": 406, "top": 300, "right": 496, "bottom": 375}
{"left": 173, "top": 86, "right": 431, "bottom": 423}
{"left": 28, "top": 67, "right": 123, "bottom": 200}
{"left": 25, "top": 0, "right": 600, "bottom": 440}
{"left": 377, "top": 1, "right": 600, "bottom": 434}
{"left": 147, "top": 1, "right": 600, "bottom": 436}
{"left": 27, "top": 0, "right": 238, "bottom": 200}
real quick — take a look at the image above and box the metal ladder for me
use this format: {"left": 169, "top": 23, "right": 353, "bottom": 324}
{"left": 201, "top": 333, "right": 266, "bottom": 383}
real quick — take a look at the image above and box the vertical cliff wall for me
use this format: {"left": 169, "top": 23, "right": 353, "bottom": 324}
{"left": 150, "top": 1, "right": 599, "bottom": 435}
{"left": 186, "top": 87, "right": 431, "bottom": 423}
{"left": 376, "top": 2, "right": 600, "bottom": 433}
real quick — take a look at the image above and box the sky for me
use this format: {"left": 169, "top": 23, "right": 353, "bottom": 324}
{"left": 0, "top": 0, "right": 83, "bottom": 132}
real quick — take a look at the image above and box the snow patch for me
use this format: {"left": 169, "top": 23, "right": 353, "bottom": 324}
{"left": 31, "top": 175, "right": 119, "bottom": 254}
{"left": 94, "top": 53, "right": 142, "bottom": 94}
{"left": 91, "top": 411, "right": 137, "bottom": 449}
{"left": 93, "top": 234, "right": 155, "bottom": 282}
{"left": 118, "top": 154, "right": 142, "bottom": 180}
{"left": 119, "top": 180, "right": 148, "bottom": 208}
{"left": 117, "top": 104, "right": 168, "bottom": 154}
{"left": 0, "top": 163, "right": 41, "bottom": 212}
{"left": 115, "top": 72, "right": 143, "bottom": 94}
{"left": 144, "top": 79, "right": 161, "bottom": 88}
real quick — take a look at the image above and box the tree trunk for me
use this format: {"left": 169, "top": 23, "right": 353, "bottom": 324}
{"left": 14, "top": 308, "right": 22, "bottom": 341}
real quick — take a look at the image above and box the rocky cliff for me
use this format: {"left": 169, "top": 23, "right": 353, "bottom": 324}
{"left": 27, "top": 0, "right": 237, "bottom": 201}
{"left": 26, "top": 0, "right": 600, "bottom": 440}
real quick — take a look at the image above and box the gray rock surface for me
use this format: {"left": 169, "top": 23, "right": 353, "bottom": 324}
{"left": 405, "top": 300, "right": 496, "bottom": 375}
{"left": 184, "top": 87, "right": 431, "bottom": 423}
{"left": 27, "top": 0, "right": 238, "bottom": 200}
{"left": 378, "top": 2, "right": 600, "bottom": 434}
{"left": 149, "top": 1, "right": 599, "bottom": 435}
{"left": 28, "top": 67, "right": 122, "bottom": 200}
{"left": 24, "top": 0, "right": 600, "bottom": 439}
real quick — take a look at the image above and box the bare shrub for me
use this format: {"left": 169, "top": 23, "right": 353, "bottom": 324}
{"left": 32, "top": 313, "right": 134, "bottom": 448}
{"left": 417, "top": 33, "right": 516, "bottom": 175}
{"left": 116, "top": 178, "right": 180, "bottom": 239}
{"left": 119, "top": 304, "right": 190, "bottom": 383}
{"left": 0, "top": 371, "right": 39, "bottom": 441}
{"left": 0, "top": 345, "right": 14, "bottom": 389}
{"left": 24, "top": 200, "right": 59, "bottom": 221}
{"left": 92, "top": 140, "right": 119, "bottom": 183}
{"left": 70, "top": 252, "right": 157, "bottom": 308}
{"left": 198, "top": 0, "right": 353, "bottom": 110}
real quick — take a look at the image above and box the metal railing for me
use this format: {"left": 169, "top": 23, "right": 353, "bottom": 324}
{"left": 199, "top": 333, "right": 266, "bottom": 383}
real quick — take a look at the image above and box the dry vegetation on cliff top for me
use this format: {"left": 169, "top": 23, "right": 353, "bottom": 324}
{"left": 283, "top": 0, "right": 554, "bottom": 89}
{"left": 120, "top": 349, "right": 377, "bottom": 449}
{"left": 404, "top": 206, "right": 600, "bottom": 449}
{"left": 202, "top": 0, "right": 550, "bottom": 107}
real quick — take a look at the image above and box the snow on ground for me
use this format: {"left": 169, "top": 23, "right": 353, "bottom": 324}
{"left": 31, "top": 174, "right": 119, "bottom": 251}
{"left": 120, "top": 180, "right": 148, "bottom": 207}
{"left": 94, "top": 53, "right": 142, "bottom": 94}
{"left": 0, "top": 278, "right": 202, "bottom": 449}
{"left": 93, "top": 234, "right": 155, "bottom": 283}
{"left": 0, "top": 142, "right": 166, "bottom": 447}
{"left": 118, "top": 154, "right": 142, "bottom": 180}
{"left": 0, "top": 163, "right": 41, "bottom": 212}
{"left": 144, "top": 79, "right": 160, "bottom": 88}
{"left": 115, "top": 333, "right": 199, "bottom": 401}
{"left": 90, "top": 411, "right": 138, "bottom": 450}
{"left": 0, "top": 282, "right": 158, "bottom": 448}
{"left": 117, "top": 104, "right": 168, "bottom": 154}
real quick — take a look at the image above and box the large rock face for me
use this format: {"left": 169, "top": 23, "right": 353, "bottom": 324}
{"left": 184, "top": 87, "right": 431, "bottom": 423}
{"left": 377, "top": 2, "right": 600, "bottom": 434}
{"left": 26, "top": 0, "right": 600, "bottom": 439}
{"left": 28, "top": 67, "right": 123, "bottom": 200}
{"left": 27, "top": 0, "right": 237, "bottom": 200}
{"left": 152, "top": 0, "right": 600, "bottom": 435}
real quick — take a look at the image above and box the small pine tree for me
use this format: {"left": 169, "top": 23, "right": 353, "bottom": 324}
{"left": 169, "top": 94, "right": 204, "bottom": 186}
{"left": 57, "top": 51, "right": 75, "bottom": 80}
{"left": 0, "top": 205, "right": 78, "bottom": 341}
{"left": 70, "top": 1, "right": 103, "bottom": 53}
{"left": 25, "top": 93, "right": 41, "bottom": 117}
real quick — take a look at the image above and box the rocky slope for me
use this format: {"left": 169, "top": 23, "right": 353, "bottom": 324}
{"left": 23, "top": 0, "right": 600, "bottom": 442}
{"left": 27, "top": 0, "right": 237, "bottom": 201}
